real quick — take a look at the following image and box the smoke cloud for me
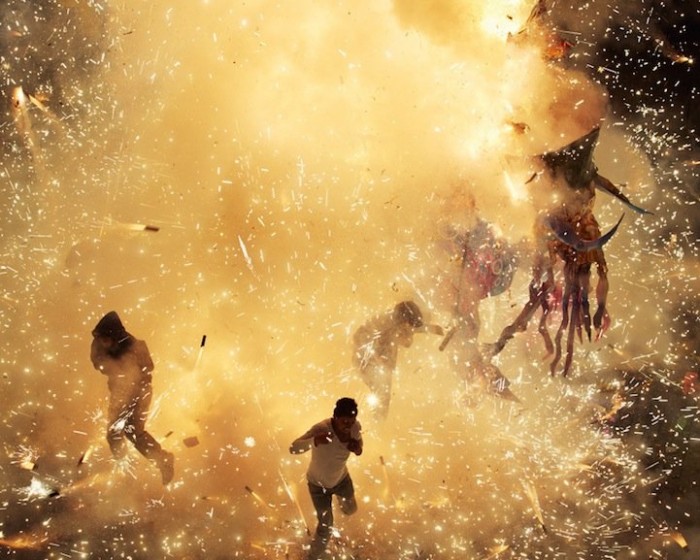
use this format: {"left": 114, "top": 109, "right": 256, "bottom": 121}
{"left": 0, "top": 0, "right": 697, "bottom": 558}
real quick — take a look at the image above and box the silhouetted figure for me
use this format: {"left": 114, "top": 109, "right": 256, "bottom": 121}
{"left": 290, "top": 398, "right": 363, "bottom": 560}
{"left": 353, "top": 301, "right": 442, "bottom": 418}
{"left": 90, "top": 311, "right": 174, "bottom": 484}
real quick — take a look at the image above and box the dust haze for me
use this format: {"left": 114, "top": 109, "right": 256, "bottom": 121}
{"left": 1, "top": 0, "right": 698, "bottom": 558}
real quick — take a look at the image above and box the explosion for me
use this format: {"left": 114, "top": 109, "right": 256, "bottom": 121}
{"left": 0, "top": 0, "right": 698, "bottom": 559}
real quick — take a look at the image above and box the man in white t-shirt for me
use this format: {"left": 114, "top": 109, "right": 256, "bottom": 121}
{"left": 90, "top": 311, "right": 174, "bottom": 485}
{"left": 290, "top": 398, "right": 363, "bottom": 559}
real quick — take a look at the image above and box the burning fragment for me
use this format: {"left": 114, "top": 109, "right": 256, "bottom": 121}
{"left": 183, "top": 436, "right": 200, "bottom": 448}
{"left": 507, "top": 121, "right": 530, "bottom": 134}
{"left": 10, "top": 86, "right": 42, "bottom": 167}
{"left": 484, "top": 543, "right": 510, "bottom": 559}
{"left": 279, "top": 470, "right": 310, "bottom": 535}
{"left": 0, "top": 533, "right": 49, "bottom": 551}
{"left": 668, "top": 530, "right": 689, "bottom": 551}
{"left": 10, "top": 446, "right": 39, "bottom": 472}
{"left": 108, "top": 219, "right": 161, "bottom": 232}
{"left": 192, "top": 334, "right": 207, "bottom": 372}
{"left": 245, "top": 485, "right": 275, "bottom": 509}
{"left": 651, "top": 28, "right": 695, "bottom": 65}
{"left": 17, "top": 457, "right": 37, "bottom": 472}
{"left": 543, "top": 37, "right": 573, "bottom": 60}
{"left": 77, "top": 445, "right": 94, "bottom": 466}
{"left": 238, "top": 235, "right": 254, "bottom": 270}
{"left": 521, "top": 480, "right": 546, "bottom": 532}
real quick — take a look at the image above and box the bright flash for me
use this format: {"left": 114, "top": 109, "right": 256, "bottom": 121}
{"left": 11, "top": 86, "right": 27, "bottom": 108}
{"left": 479, "top": 0, "right": 530, "bottom": 39}
{"left": 503, "top": 170, "right": 527, "bottom": 202}
{"left": 20, "top": 477, "right": 56, "bottom": 501}
{"left": 366, "top": 393, "right": 380, "bottom": 409}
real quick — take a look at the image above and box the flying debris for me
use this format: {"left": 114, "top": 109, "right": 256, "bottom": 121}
{"left": 245, "top": 485, "right": 276, "bottom": 509}
{"left": 109, "top": 220, "right": 161, "bottom": 232}
{"left": 543, "top": 36, "right": 573, "bottom": 60}
{"left": 192, "top": 334, "right": 207, "bottom": 372}
{"left": 238, "top": 235, "right": 254, "bottom": 270}
{"left": 10, "top": 446, "right": 39, "bottom": 472}
{"left": 25, "top": 91, "right": 57, "bottom": 118}
{"left": 668, "top": 530, "right": 689, "bottom": 551}
{"left": 77, "top": 445, "right": 94, "bottom": 466}
{"left": 507, "top": 121, "right": 530, "bottom": 135}
{"left": 483, "top": 543, "right": 510, "bottom": 559}
{"left": 651, "top": 27, "right": 695, "bottom": 65}
{"left": 19, "top": 476, "right": 61, "bottom": 501}
{"left": 0, "top": 534, "right": 49, "bottom": 552}
{"left": 521, "top": 480, "right": 546, "bottom": 532}
{"left": 93, "top": 217, "right": 162, "bottom": 237}
{"left": 379, "top": 455, "right": 395, "bottom": 504}
{"left": 279, "top": 469, "right": 310, "bottom": 535}
{"left": 10, "top": 86, "right": 43, "bottom": 168}
{"left": 509, "top": 0, "right": 573, "bottom": 61}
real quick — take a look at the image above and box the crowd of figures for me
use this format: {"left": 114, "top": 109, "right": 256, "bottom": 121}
{"left": 89, "top": 301, "right": 700, "bottom": 559}
{"left": 86, "top": 125, "right": 681, "bottom": 557}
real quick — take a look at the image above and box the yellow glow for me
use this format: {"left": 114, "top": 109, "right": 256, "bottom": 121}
{"left": 503, "top": 170, "right": 527, "bottom": 202}
{"left": 0, "top": 0, "right": 689, "bottom": 558}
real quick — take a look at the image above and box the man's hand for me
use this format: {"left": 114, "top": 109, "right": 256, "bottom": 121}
{"left": 346, "top": 438, "right": 362, "bottom": 455}
{"left": 314, "top": 432, "right": 333, "bottom": 446}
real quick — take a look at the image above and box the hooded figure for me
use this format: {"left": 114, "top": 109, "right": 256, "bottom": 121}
{"left": 90, "top": 311, "right": 174, "bottom": 484}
